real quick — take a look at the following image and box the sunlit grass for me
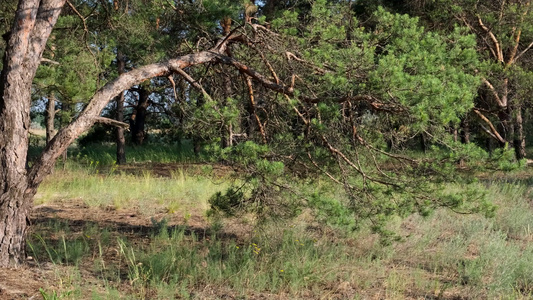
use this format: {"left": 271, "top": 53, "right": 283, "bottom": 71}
{"left": 388, "top": 180, "right": 533, "bottom": 298}
{"left": 35, "top": 167, "right": 230, "bottom": 215}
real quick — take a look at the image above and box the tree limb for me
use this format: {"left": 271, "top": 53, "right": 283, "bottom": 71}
{"left": 481, "top": 77, "right": 505, "bottom": 107}
{"left": 94, "top": 117, "right": 129, "bottom": 128}
{"left": 477, "top": 15, "right": 504, "bottom": 63}
{"left": 172, "top": 67, "right": 213, "bottom": 101}
{"left": 41, "top": 58, "right": 60, "bottom": 65}
{"left": 473, "top": 109, "right": 506, "bottom": 144}
{"left": 245, "top": 76, "right": 267, "bottom": 143}
{"left": 512, "top": 40, "right": 533, "bottom": 63}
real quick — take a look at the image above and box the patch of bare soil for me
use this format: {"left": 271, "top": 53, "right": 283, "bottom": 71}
{"left": 0, "top": 265, "right": 48, "bottom": 299}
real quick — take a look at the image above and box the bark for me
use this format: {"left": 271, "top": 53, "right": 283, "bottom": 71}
{"left": 419, "top": 133, "right": 428, "bottom": 153}
{"left": 460, "top": 115, "right": 470, "bottom": 144}
{"left": 245, "top": 76, "right": 267, "bottom": 143}
{"left": 0, "top": 0, "right": 66, "bottom": 267}
{"left": 130, "top": 87, "right": 151, "bottom": 145}
{"left": 221, "top": 71, "right": 234, "bottom": 148}
{"left": 115, "top": 52, "right": 126, "bottom": 164}
{"left": 60, "top": 101, "right": 71, "bottom": 164}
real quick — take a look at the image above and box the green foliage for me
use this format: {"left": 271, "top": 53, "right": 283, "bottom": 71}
{"left": 39, "top": 288, "right": 73, "bottom": 300}
{"left": 370, "top": 8, "right": 479, "bottom": 133}
{"left": 307, "top": 191, "right": 357, "bottom": 228}
{"left": 192, "top": 1, "right": 495, "bottom": 235}
{"left": 208, "top": 187, "right": 245, "bottom": 217}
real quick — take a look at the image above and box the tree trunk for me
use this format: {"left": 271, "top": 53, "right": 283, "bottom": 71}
{"left": 221, "top": 69, "right": 233, "bottom": 148}
{"left": 419, "top": 133, "right": 428, "bottom": 153}
{"left": 0, "top": 0, "right": 66, "bottom": 267}
{"left": 46, "top": 94, "right": 56, "bottom": 143}
{"left": 514, "top": 106, "right": 526, "bottom": 160}
{"left": 115, "top": 52, "right": 126, "bottom": 164}
{"left": 130, "top": 87, "right": 150, "bottom": 145}
{"left": 460, "top": 114, "right": 470, "bottom": 144}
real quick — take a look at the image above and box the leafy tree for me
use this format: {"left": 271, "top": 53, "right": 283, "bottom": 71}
{"left": 384, "top": 0, "right": 533, "bottom": 160}
{"left": 206, "top": 1, "right": 489, "bottom": 231}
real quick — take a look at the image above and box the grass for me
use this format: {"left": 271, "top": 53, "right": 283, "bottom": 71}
{"left": 20, "top": 142, "right": 533, "bottom": 299}
{"left": 35, "top": 165, "right": 230, "bottom": 215}
{"left": 71, "top": 141, "right": 199, "bottom": 166}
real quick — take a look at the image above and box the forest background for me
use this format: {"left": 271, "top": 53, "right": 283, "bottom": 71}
{"left": 1, "top": 0, "right": 533, "bottom": 298}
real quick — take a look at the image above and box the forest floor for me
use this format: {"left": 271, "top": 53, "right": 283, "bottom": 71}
{"left": 1, "top": 160, "right": 533, "bottom": 299}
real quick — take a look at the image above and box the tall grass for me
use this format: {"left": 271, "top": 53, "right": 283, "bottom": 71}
{"left": 28, "top": 140, "right": 199, "bottom": 167}
{"left": 389, "top": 180, "right": 533, "bottom": 298}
{"left": 35, "top": 167, "right": 230, "bottom": 214}
{"left": 29, "top": 176, "right": 533, "bottom": 299}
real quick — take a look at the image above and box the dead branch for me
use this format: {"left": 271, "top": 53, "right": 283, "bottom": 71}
{"left": 41, "top": 58, "right": 60, "bottom": 65}
{"left": 322, "top": 136, "right": 400, "bottom": 188}
{"left": 285, "top": 51, "right": 332, "bottom": 74}
{"left": 307, "top": 151, "right": 343, "bottom": 185}
{"left": 172, "top": 67, "right": 213, "bottom": 101}
{"left": 481, "top": 78, "right": 505, "bottom": 107}
{"left": 512, "top": 40, "right": 533, "bottom": 63}
{"left": 284, "top": 94, "right": 308, "bottom": 125}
